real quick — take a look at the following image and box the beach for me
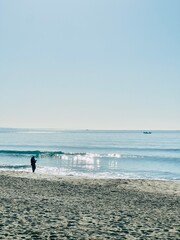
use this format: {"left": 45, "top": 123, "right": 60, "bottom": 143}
{"left": 0, "top": 171, "right": 179, "bottom": 239}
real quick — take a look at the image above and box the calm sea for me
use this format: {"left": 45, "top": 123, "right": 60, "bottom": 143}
{"left": 0, "top": 128, "right": 179, "bottom": 180}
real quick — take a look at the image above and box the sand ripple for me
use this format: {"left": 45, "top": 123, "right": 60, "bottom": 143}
{"left": 0, "top": 172, "right": 179, "bottom": 239}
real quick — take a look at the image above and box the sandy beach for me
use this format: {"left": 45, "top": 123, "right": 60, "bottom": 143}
{"left": 0, "top": 172, "right": 179, "bottom": 240}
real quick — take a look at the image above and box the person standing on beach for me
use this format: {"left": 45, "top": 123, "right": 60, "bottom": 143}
{"left": 31, "top": 156, "right": 37, "bottom": 173}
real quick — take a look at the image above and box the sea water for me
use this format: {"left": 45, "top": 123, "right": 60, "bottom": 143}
{"left": 0, "top": 128, "right": 179, "bottom": 180}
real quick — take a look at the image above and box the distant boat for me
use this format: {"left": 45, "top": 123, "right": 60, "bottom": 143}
{"left": 143, "top": 131, "right": 152, "bottom": 134}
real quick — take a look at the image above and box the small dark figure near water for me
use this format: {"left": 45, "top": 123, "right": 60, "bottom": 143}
{"left": 31, "top": 156, "right": 37, "bottom": 173}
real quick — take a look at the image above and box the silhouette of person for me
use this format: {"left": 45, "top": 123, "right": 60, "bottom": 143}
{"left": 31, "top": 156, "right": 37, "bottom": 173}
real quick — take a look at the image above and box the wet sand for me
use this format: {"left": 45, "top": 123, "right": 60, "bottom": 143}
{"left": 0, "top": 171, "right": 180, "bottom": 239}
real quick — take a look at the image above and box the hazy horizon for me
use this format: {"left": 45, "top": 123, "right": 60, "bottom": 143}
{"left": 0, "top": 127, "right": 179, "bottom": 131}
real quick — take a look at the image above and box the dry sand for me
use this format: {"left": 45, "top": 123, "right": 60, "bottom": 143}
{"left": 0, "top": 171, "right": 179, "bottom": 240}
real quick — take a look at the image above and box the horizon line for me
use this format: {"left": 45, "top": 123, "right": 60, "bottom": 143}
{"left": 0, "top": 127, "right": 179, "bottom": 131}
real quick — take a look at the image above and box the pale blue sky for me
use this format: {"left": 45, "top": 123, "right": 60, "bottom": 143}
{"left": 0, "top": 0, "right": 180, "bottom": 130}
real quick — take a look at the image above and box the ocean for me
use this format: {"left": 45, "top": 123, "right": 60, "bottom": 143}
{"left": 0, "top": 128, "right": 179, "bottom": 180}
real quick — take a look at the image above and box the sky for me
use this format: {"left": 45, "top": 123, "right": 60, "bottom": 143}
{"left": 0, "top": 0, "right": 180, "bottom": 130}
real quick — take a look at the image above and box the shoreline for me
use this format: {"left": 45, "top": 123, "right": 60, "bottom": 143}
{"left": 1, "top": 170, "right": 180, "bottom": 195}
{"left": 0, "top": 171, "right": 180, "bottom": 239}
{"left": 1, "top": 169, "right": 180, "bottom": 181}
